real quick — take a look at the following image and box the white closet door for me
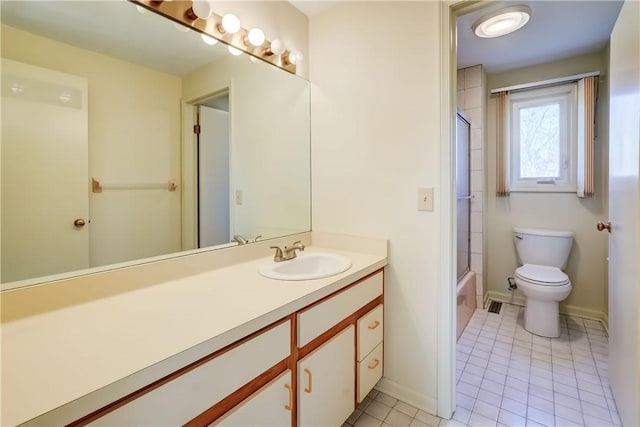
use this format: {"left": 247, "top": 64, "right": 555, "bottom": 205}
{"left": 1, "top": 59, "right": 89, "bottom": 283}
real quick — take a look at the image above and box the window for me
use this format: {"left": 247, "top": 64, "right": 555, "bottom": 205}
{"left": 509, "top": 83, "right": 577, "bottom": 192}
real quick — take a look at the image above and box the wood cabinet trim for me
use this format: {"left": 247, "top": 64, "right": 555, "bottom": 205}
{"left": 185, "top": 359, "right": 289, "bottom": 426}
{"left": 298, "top": 296, "right": 383, "bottom": 360}
{"left": 66, "top": 317, "right": 290, "bottom": 427}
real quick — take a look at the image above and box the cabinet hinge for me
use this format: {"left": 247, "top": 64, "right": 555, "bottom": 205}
{"left": 193, "top": 124, "right": 201, "bottom": 135}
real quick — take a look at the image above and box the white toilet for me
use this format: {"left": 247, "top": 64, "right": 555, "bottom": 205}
{"left": 513, "top": 227, "right": 574, "bottom": 338}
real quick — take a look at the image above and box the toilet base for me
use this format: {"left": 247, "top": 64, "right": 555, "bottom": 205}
{"left": 524, "top": 299, "right": 560, "bottom": 338}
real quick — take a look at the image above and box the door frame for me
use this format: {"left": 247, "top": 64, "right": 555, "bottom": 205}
{"left": 181, "top": 88, "right": 232, "bottom": 251}
{"left": 437, "top": 0, "right": 489, "bottom": 418}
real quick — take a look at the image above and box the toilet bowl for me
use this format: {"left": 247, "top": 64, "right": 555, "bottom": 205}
{"left": 513, "top": 228, "right": 574, "bottom": 338}
{"left": 515, "top": 264, "right": 572, "bottom": 337}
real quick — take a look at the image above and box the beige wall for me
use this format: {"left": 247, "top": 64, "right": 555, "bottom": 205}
{"left": 485, "top": 51, "right": 609, "bottom": 320}
{"left": 310, "top": 2, "right": 442, "bottom": 412}
{"left": 1, "top": 25, "right": 183, "bottom": 269}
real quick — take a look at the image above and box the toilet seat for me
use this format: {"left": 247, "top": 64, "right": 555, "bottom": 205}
{"left": 515, "top": 264, "right": 569, "bottom": 287}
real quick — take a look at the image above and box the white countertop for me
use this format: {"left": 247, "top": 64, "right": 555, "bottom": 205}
{"left": 1, "top": 235, "right": 387, "bottom": 426}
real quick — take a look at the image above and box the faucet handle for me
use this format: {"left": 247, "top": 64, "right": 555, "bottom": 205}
{"left": 270, "top": 246, "right": 285, "bottom": 262}
{"left": 290, "top": 240, "right": 305, "bottom": 250}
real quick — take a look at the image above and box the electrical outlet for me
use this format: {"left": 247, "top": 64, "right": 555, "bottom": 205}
{"left": 235, "top": 189, "right": 243, "bottom": 205}
{"left": 418, "top": 187, "right": 434, "bottom": 211}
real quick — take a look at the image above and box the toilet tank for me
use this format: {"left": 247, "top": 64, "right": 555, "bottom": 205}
{"left": 513, "top": 227, "right": 574, "bottom": 269}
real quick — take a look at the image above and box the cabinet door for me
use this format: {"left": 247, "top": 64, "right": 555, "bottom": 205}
{"left": 298, "top": 325, "right": 355, "bottom": 427}
{"left": 215, "top": 370, "right": 292, "bottom": 426}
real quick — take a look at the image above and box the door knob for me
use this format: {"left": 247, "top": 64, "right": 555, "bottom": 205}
{"left": 596, "top": 221, "right": 612, "bottom": 233}
{"left": 73, "top": 218, "right": 87, "bottom": 228}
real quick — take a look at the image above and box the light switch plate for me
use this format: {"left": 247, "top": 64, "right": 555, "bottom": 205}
{"left": 418, "top": 187, "right": 434, "bottom": 211}
{"left": 235, "top": 189, "right": 243, "bottom": 205}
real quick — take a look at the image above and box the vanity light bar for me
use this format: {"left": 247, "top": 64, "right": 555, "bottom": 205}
{"left": 130, "top": 0, "right": 297, "bottom": 74}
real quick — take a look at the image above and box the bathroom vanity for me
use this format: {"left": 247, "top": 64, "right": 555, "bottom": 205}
{"left": 1, "top": 233, "right": 387, "bottom": 426}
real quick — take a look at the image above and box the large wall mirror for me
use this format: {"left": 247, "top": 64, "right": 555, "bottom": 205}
{"left": 0, "top": 1, "right": 311, "bottom": 289}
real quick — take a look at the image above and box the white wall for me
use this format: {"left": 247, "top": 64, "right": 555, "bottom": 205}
{"left": 485, "top": 52, "right": 609, "bottom": 320}
{"left": 310, "top": 2, "right": 443, "bottom": 411}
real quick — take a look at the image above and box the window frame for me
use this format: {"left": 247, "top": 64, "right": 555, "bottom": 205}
{"left": 508, "top": 83, "right": 578, "bottom": 193}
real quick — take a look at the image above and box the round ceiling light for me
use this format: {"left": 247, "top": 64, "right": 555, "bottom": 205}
{"left": 472, "top": 6, "right": 531, "bottom": 38}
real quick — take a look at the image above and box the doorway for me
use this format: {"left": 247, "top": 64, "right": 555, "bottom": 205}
{"left": 181, "top": 90, "right": 232, "bottom": 250}
{"left": 196, "top": 93, "right": 231, "bottom": 248}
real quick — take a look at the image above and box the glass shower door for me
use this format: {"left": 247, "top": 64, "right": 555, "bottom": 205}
{"left": 456, "top": 111, "right": 471, "bottom": 280}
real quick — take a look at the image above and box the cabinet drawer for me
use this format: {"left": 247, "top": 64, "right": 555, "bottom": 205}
{"left": 90, "top": 320, "right": 291, "bottom": 426}
{"left": 357, "top": 304, "right": 383, "bottom": 361}
{"left": 298, "top": 272, "right": 383, "bottom": 347}
{"left": 357, "top": 342, "right": 383, "bottom": 402}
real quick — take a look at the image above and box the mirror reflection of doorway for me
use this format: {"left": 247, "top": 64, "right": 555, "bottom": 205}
{"left": 195, "top": 92, "right": 230, "bottom": 248}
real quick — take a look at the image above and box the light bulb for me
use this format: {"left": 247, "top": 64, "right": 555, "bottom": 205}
{"left": 228, "top": 46, "right": 243, "bottom": 56}
{"left": 201, "top": 34, "right": 218, "bottom": 45}
{"left": 472, "top": 6, "right": 531, "bottom": 38}
{"left": 289, "top": 51, "right": 303, "bottom": 65}
{"left": 268, "top": 39, "right": 285, "bottom": 56}
{"left": 247, "top": 28, "right": 265, "bottom": 47}
{"left": 221, "top": 13, "right": 241, "bottom": 34}
{"left": 192, "top": 0, "right": 213, "bottom": 20}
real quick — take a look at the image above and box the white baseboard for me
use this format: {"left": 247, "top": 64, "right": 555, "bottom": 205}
{"left": 375, "top": 377, "right": 438, "bottom": 417}
{"left": 485, "top": 290, "right": 608, "bottom": 328}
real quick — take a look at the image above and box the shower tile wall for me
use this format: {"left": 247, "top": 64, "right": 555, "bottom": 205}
{"left": 457, "top": 65, "right": 485, "bottom": 308}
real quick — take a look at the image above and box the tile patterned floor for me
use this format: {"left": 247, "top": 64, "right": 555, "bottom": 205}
{"left": 344, "top": 304, "right": 622, "bottom": 427}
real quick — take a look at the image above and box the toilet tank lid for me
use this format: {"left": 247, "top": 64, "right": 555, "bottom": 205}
{"left": 513, "top": 227, "right": 573, "bottom": 237}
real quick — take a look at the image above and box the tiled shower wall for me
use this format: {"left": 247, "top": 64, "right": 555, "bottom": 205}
{"left": 457, "top": 65, "right": 485, "bottom": 308}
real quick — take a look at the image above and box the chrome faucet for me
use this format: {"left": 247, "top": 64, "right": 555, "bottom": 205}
{"left": 270, "top": 241, "right": 305, "bottom": 262}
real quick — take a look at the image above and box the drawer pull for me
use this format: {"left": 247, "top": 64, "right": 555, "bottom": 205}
{"left": 368, "top": 320, "right": 381, "bottom": 330}
{"left": 284, "top": 383, "right": 293, "bottom": 411}
{"left": 368, "top": 358, "right": 380, "bottom": 370}
{"left": 304, "top": 368, "right": 313, "bottom": 393}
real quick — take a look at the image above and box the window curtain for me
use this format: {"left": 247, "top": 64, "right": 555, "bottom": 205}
{"left": 496, "top": 91, "right": 510, "bottom": 197}
{"left": 577, "top": 76, "right": 598, "bottom": 197}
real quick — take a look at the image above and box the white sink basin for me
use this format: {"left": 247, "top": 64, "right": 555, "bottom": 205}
{"left": 259, "top": 252, "right": 352, "bottom": 281}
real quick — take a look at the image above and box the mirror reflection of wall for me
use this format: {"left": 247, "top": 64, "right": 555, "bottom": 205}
{"left": 0, "top": 1, "right": 311, "bottom": 288}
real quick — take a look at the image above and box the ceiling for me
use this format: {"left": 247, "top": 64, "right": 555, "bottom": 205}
{"left": 457, "top": 1, "right": 624, "bottom": 73}
{"left": 3, "top": 1, "right": 624, "bottom": 77}
{"left": 289, "top": 1, "right": 623, "bottom": 74}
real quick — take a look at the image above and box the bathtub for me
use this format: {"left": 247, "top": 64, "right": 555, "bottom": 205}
{"left": 457, "top": 270, "right": 477, "bottom": 340}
